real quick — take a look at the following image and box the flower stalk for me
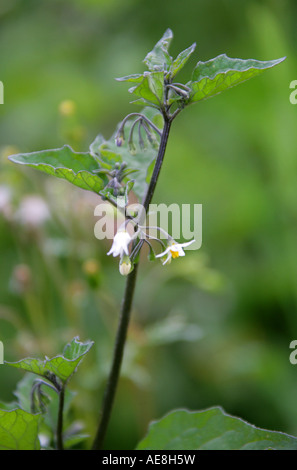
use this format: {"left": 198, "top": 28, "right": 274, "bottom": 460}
{"left": 92, "top": 111, "right": 174, "bottom": 450}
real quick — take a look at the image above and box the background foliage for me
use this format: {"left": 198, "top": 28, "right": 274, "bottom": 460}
{"left": 0, "top": 0, "right": 297, "bottom": 449}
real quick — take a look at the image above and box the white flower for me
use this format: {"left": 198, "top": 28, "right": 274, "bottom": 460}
{"left": 156, "top": 239, "right": 196, "bottom": 265}
{"left": 107, "top": 229, "right": 132, "bottom": 258}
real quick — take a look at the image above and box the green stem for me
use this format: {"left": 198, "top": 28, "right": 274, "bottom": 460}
{"left": 91, "top": 116, "right": 173, "bottom": 450}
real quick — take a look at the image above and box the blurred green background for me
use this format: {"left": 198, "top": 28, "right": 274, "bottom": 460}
{"left": 1, "top": 0, "right": 297, "bottom": 450}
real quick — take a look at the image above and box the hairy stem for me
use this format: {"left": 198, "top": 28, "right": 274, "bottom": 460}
{"left": 92, "top": 115, "right": 173, "bottom": 450}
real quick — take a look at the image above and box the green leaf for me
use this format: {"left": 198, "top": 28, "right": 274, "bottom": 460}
{"left": 0, "top": 409, "right": 41, "bottom": 450}
{"left": 91, "top": 138, "right": 122, "bottom": 169}
{"left": 130, "top": 98, "right": 160, "bottom": 109}
{"left": 6, "top": 337, "right": 94, "bottom": 385}
{"left": 115, "top": 73, "right": 144, "bottom": 83}
{"left": 137, "top": 407, "right": 297, "bottom": 450}
{"left": 64, "top": 432, "right": 90, "bottom": 450}
{"left": 143, "top": 28, "right": 173, "bottom": 71}
{"left": 0, "top": 401, "right": 18, "bottom": 411}
{"left": 117, "top": 74, "right": 163, "bottom": 109}
{"left": 8, "top": 145, "right": 108, "bottom": 193}
{"left": 147, "top": 71, "right": 165, "bottom": 104}
{"left": 14, "top": 373, "right": 39, "bottom": 413}
{"left": 187, "top": 54, "right": 286, "bottom": 104}
{"left": 170, "top": 43, "right": 196, "bottom": 78}
{"left": 129, "top": 74, "right": 162, "bottom": 106}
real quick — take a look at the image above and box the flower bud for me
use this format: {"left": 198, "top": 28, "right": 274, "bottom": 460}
{"left": 115, "top": 136, "right": 124, "bottom": 147}
{"left": 119, "top": 255, "right": 132, "bottom": 276}
{"left": 128, "top": 142, "right": 137, "bottom": 155}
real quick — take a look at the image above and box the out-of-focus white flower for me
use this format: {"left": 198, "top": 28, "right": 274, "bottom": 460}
{"left": 17, "top": 196, "right": 50, "bottom": 227}
{"left": 107, "top": 229, "right": 132, "bottom": 258}
{"left": 156, "top": 239, "right": 196, "bottom": 265}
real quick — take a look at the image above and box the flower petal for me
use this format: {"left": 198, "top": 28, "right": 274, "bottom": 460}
{"left": 162, "top": 252, "right": 172, "bottom": 265}
{"left": 155, "top": 246, "right": 171, "bottom": 258}
{"left": 179, "top": 239, "right": 196, "bottom": 248}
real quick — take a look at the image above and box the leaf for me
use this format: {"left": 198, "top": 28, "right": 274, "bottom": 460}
{"left": 130, "top": 98, "right": 160, "bottom": 110}
{"left": 0, "top": 409, "right": 41, "bottom": 450}
{"left": 14, "top": 373, "right": 39, "bottom": 413}
{"left": 170, "top": 43, "right": 196, "bottom": 78}
{"left": 143, "top": 28, "right": 173, "bottom": 71}
{"left": 64, "top": 432, "right": 90, "bottom": 449}
{"left": 115, "top": 74, "right": 144, "bottom": 83}
{"left": 6, "top": 337, "right": 94, "bottom": 385}
{"left": 129, "top": 74, "right": 162, "bottom": 106}
{"left": 137, "top": 407, "right": 297, "bottom": 450}
{"left": 147, "top": 72, "right": 165, "bottom": 104}
{"left": 187, "top": 54, "right": 286, "bottom": 104}
{"left": 8, "top": 145, "right": 108, "bottom": 193}
{"left": 91, "top": 138, "right": 122, "bottom": 169}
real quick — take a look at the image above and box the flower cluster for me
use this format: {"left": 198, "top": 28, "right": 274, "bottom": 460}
{"left": 107, "top": 222, "right": 195, "bottom": 275}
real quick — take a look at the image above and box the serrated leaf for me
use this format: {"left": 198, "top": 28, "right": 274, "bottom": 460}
{"left": 6, "top": 337, "right": 94, "bottom": 385}
{"left": 8, "top": 145, "right": 108, "bottom": 193}
{"left": 143, "top": 28, "right": 173, "bottom": 71}
{"left": 0, "top": 409, "right": 41, "bottom": 450}
{"left": 170, "top": 43, "right": 196, "bottom": 78}
{"left": 137, "top": 406, "right": 297, "bottom": 450}
{"left": 187, "top": 54, "right": 285, "bottom": 104}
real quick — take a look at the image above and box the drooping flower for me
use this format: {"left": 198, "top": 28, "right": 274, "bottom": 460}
{"left": 156, "top": 239, "right": 196, "bottom": 265}
{"left": 107, "top": 229, "right": 132, "bottom": 258}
